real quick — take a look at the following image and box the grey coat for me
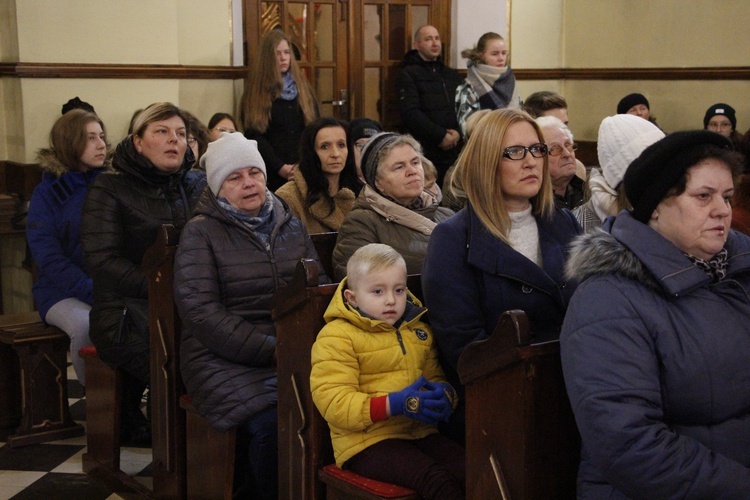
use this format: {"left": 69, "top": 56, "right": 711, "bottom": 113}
{"left": 561, "top": 210, "right": 750, "bottom": 499}
{"left": 175, "top": 189, "right": 322, "bottom": 431}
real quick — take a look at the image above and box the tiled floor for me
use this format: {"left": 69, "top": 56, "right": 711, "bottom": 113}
{"left": 0, "top": 357, "right": 153, "bottom": 499}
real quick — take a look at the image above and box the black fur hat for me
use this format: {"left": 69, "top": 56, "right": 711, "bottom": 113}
{"left": 624, "top": 130, "right": 733, "bottom": 223}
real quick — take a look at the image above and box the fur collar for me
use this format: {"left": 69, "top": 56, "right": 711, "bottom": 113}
{"left": 565, "top": 228, "right": 662, "bottom": 292}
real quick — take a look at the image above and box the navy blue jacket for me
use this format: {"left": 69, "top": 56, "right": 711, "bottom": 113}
{"left": 562, "top": 211, "right": 750, "bottom": 498}
{"left": 27, "top": 156, "right": 103, "bottom": 319}
{"left": 422, "top": 204, "right": 581, "bottom": 378}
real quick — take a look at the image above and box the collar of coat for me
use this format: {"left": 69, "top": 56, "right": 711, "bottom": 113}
{"left": 464, "top": 204, "right": 573, "bottom": 296}
{"left": 290, "top": 169, "right": 355, "bottom": 229}
{"left": 565, "top": 209, "right": 750, "bottom": 296}
{"left": 356, "top": 184, "right": 440, "bottom": 235}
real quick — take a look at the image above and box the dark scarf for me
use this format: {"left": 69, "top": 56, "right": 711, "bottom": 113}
{"left": 685, "top": 248, "right": 729, "bottom": 283}
{"left": 217, "top": 189, "right": 275, "bottom": 245}
{"left": 466, "top": 63, "right": 516, "bottom": 110}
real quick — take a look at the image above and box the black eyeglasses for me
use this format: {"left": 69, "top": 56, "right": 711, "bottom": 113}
{"left": 547, "top": 142, "right": 578, "bottom": 156}
{"left": 502, "top": 143, "right": 548, "bottom": 160}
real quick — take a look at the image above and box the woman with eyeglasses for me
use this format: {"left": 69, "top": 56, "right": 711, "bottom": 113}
{"left": 535, "top": 116, "right": 585, "bottom": 210}
{"left": 422, "top": 108, "right": 581, "bottom": 443}
{"left": 275, "top": 117, "right": 363, "bottom": 234}
{"left": 207, "top": 112, "right": 239, "bottom": 142}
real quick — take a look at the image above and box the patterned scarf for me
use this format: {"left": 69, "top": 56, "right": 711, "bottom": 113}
{"left": 466, "top": 63, "right": 516, "bottom": 109}
{"left": 217, "top": 189, "right": 275, "bottom": 245}
{"left": 685, "top": 248, "right": 728, "bottom": 283}
{"left": 280, "top": 72, "right": 298, "bottom": 101}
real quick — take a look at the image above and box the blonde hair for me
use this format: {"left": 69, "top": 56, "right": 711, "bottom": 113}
{"left": 241, "top": 30, "right": 318, "bottom": 133}
{"left": 132, "top": 102, "right": 187, "bottom": 138}
{"left": 461, "top": 32, "right": 504, "bottom": 66}
{"left": 457, "top": 108, "right": 554, "bottom": 242}
{"left": 346, "top": 243, "right": 406, "bottom": 290}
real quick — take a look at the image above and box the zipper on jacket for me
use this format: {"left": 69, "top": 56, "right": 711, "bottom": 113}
{"left": 395, "top": 329, "right": 406, "bottom": 354}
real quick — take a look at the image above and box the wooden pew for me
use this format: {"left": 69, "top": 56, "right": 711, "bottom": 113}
{"left": 143, "top": 223, "right": 186, "bottom": 498}
{"left": 273, "top": 259, "right": 421, "bottom": 500}
{"left": 457, "top": 310, "right": 580, "bottom": 499}
{"left": 81, "top": 224, "right": 184, "bottom": 498}
{"left": 0, "top": 312, "right": 84, "bottom": 447}
{"left": 310, "top": 231, "right": 337, "bottom": 281}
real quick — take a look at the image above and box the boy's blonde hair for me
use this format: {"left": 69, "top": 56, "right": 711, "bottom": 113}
{"left": 346, "top": 243, "right": 406, "bottom": 290}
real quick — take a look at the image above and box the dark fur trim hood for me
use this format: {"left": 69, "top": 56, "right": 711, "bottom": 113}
{"left": 565, "top": 228, "right": 662, "bottom": 292}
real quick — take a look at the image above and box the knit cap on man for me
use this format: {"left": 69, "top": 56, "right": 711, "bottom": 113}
{"left": 597, "top": 114, "right": 665, "bottom": 189}
{"left": 201, "top": 132, "right": 266, "bottom": 195}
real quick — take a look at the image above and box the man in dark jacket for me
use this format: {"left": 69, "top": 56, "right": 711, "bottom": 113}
{"left": 396, "top": 25, "right": 462, "bottom": 186}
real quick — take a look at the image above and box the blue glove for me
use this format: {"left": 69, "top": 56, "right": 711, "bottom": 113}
{"left": 424, "top": 381, "right": 457, "bottom": 423}
{"left": 388, "top": 376, "right": 449, "bottom": 425}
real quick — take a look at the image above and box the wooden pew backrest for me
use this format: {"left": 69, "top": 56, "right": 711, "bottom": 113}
{"left": 457, "top": 310, "right": 579, "bottom": 499}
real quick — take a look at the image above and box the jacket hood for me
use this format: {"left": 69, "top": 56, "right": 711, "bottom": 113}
{"left": 36, "top": 148, "right": 111, "bottom": 177}
{"left": 566, "top": 210, "right": 750, "bottom": 296}
{"left": 324, "top": 277, "right": 426, "bottom": 332}
{"left": 402, "top": 49, "right": 444, "bottom": 67}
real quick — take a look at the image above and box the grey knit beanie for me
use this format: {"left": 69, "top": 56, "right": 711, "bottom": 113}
{"left": 597, "top": 114, "right": 665, "bottom": 189}
{"left": 201, "top": 132, "right": 266, "bottom": 195}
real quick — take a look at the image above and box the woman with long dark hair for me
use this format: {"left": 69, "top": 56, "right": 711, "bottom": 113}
{"left": 275, "top": 117, "right": 362, "bottom": 233}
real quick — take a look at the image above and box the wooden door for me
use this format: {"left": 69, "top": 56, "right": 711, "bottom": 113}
{"left": 244, "top": 0, "right": 451, "bottom": 127}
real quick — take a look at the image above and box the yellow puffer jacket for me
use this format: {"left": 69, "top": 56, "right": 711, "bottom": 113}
{"left": 310, "top": 278, "right": 451, "bottom": 467}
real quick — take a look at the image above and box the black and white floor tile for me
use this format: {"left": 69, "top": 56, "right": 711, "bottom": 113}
{"left": 0, "top": 356, "right": 153, "bottom": 499}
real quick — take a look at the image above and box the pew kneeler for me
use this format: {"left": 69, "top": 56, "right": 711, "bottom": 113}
{"left": 0, "top": 311, "right": 84, "bottom": 447}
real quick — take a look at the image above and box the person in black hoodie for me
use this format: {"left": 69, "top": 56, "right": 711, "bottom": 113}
{"left": 396, "top": 25, "right": 463, "bottom": 187}
{"left": 81, "top": 102, "right": 206, "bottom": 446}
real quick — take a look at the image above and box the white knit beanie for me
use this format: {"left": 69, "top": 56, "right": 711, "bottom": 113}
{"left": 201, "top": 132, "right": 266, "bottom": 195}
{"left": 597, "top": 114, "right": 664, "bottom": 189}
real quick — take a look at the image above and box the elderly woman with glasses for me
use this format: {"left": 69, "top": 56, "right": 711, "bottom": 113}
{"left": 536, "top": 116, "right": 584, "bottom": 210}
{"left": 422, "top": 108, "right": 581, "bottom": 443}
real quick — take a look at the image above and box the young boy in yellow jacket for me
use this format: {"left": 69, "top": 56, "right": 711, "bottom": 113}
{"left": 310, "top": 243, "right": 465, "bottom": 499}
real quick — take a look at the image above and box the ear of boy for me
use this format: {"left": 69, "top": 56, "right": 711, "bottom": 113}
{"left": 343, "top": 288, "right": 357, "bottom": 308}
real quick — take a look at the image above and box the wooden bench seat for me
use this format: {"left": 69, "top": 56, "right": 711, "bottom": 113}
{"left": 0, "top": 311, "right": 84, "bottom": 447}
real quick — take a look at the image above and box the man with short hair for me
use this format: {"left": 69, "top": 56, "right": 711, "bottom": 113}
{"left": 537, "top": 116, "right": 585, "bottom": 210}
{"left": 396, "top": 25, "right": 463, "bottom": 186}
{"left": 523, "top": 91, "right": 569, "bottom": 125}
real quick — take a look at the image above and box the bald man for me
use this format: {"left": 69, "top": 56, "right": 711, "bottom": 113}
{"left": 396, "top": 25, "right": 462, "bottom": 186}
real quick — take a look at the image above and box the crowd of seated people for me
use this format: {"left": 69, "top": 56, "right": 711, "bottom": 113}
{"left": 21, "top": 23, "right": 750, "bottom": 497}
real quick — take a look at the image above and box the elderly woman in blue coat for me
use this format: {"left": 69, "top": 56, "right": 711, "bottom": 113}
{"left": 174, "top": 132, "right": 323, "bottom": 499}
{"left": 421, "top": 108, "right": 581, "bottom": 442}
{"left": 561, "top": 131, "right": 750, "bottom": 497}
